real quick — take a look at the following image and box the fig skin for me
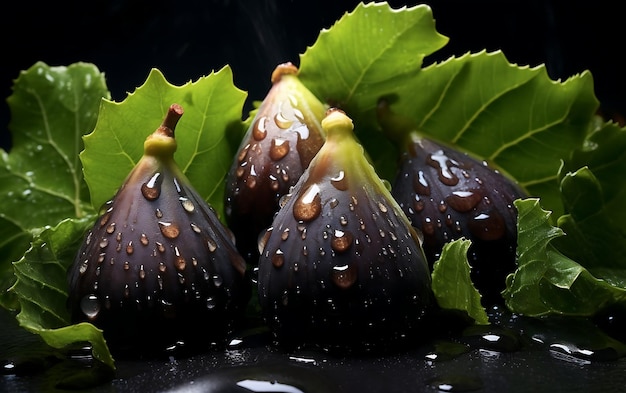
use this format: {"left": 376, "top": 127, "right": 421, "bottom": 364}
{"left": 224, "top": 62, "right": 327, "bottom": 265}
{"left": 257, "top": 108, "right": 435, "bottom": 353}
{"left": 377, "top": 99, "right": 528, "bottom": 306}
{"left": 67, "top": 104, "right": 250, "bottom": 356}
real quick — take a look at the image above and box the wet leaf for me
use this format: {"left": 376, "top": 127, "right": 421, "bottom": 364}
{"left": 0, "top": 62, "right": 108, "bottom": 307}
{"left": 81, "top": 66, "right": 247, "bottom": 220}
{"left": 432, "top": 238, "right": 489, "bottom": 325}
{"left": 9, "top": 217, "right": 113, "bottom": 369}
{"left": 503, "top": 199, "right": 626, "bottom": 316}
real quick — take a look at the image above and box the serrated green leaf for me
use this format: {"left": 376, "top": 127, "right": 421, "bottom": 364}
{"left": 299, "top": 2, "right": 448, "bottom": 112}
{"left": 81, "top": 66, "right": 247, "bottom": 220}
{"left": 0, "top": 62, "right": 108, "bottom": 307}
{"left": 9, "top": 216, "right": 113, "bottom": 368}
{"left": 431, "top": 238, "right": 489, "bottom": 325}
{"left": 383, "top": 51, "right": 598, "bottom": 218}
{"left": 503, "top": 199, "right": 626, "bottom": 316}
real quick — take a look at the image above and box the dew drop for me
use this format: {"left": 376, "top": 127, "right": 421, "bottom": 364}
{"left": 207, "top": 238, "right": 217, "bottom": 252}
{"left": 427, "top": 150, "right": 460, "bottom": 186}
{"left": 141, "top": 173, "right": 162, "bottom": 200}
{"left": 253, "top": 116, "right": 268, "bottom": 140}
{"left": 106, "top": 222, "right": 116, "bottom": 234}
{"left": 274, "top": 108, "right": 293, "bottom": 129}
{"left": 378, "top": 201, "right": 388, "bottom": 213}
{"left": 99, "top": 238, "right": 109, "bottom": 249}
{"left": 281, "top": 228, "right": 290, "bottom": 241}
{"left": 99, "top": 211, "right": 111, "bottom": 227}
{"left": 206, "top": 297, "right": 217, "bottom": 310}
{"left": 272, "top": 249, "right": 285, "bottom": 268}
{"left": 331, "top": 229, "right": 353, "bottom": 253}
{"left": 139, "top": 265, "right": 146, "bottom": 280}
{"left": 190, "top": 222, "right": 202, "bottom": 233}
{"left": 330, "top": 171, "right": 348, "bottom": 191}
{"left": 180, "top": 197, "right": 195, "bottom": 212}
{"left": 156, "top": 241, "right": 166, "bottom": 253}
{"left": 140, "top": 233, "right": 149, "bottom": 246}
{"left": 126, "top": 241, "right": 134, "bottom": 255}
{"left": 469, "top": 211, "right": 506, "bottom": 241}
{"left": 258, "top": 228, "right": 272, "bottom": 254}
{"left": 332, "top": 264, "right": 357, "bottom": 289}
{"left": 155, "top": 208, "right": 163, "bottom": 218}
{"left": 329, "top": 198, "right": 339, "bottom": 208}
{"left": 293, "top": 184, "right": 322, "bottom": 221}
{"left": 213, "top": 275, "right": 223, "bottom": 288}
{"left": 237, "top": 143, "right": 250, "bottom": 163}
{"left": 80, "top": 294, "right": 100, "bottom": 320}
{"left": 123, "top": 261, "right": 130, "bottom": 271}
{"left": 422, "top": 217, "right": 436, "bottom": 236}
{"left": 413, "top": 170, "right": 431, "bottom": 196}
{"left": 270, "top": 138, "right": 290, "bottom": 161}
{"left": 159, "top": 221, "right": 180, "bottom": 239}
{"left": 447, "top": 190, "right": 482, "bottom": 212}
{"left": 176, "top": 256, "right": 186, "bottom": 271}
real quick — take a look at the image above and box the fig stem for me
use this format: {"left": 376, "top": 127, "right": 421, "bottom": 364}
{"left": 144, "top": 104, "right": 183, "bottom": 157}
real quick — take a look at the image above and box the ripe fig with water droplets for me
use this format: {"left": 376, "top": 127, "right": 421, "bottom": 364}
{"left": 257, "top": 108, "right": 434, "bottom": 352}
{"left": 224, "top": 62, "right": 327, "bottom": 264}
{"left": 377, "top": 99, "right": 528, "bottom": 306}
{"left": 67, "top": 104, "right": 250, "bottom": 355}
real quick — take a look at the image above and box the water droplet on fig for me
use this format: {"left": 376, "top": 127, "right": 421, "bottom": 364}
{"left": 141, "top": 172, "right": 162, "bottom": 200}
{"left": 272, "top": 249, "right": 285, "bottom": 268}
{"left": 270, "top": 138, "right": 290, "bottom": 161}
{"left": 253, "top": 116, "right": 268, "bottom": 140}
{"left": 159, "top": 221, "right": 180, "bottom": 239}
{"left": 469, "top": 211, "right": 506, "bottom": 241}
{"left": 331, "top": 229, "right": 353, "bottom": 253}
{"left": 80, "top": 294, "right": 100, "bottom": 320}
{"left": 427, "top": 150, "right": 459, "bottom": 186}
{"left": 293, "top": 184, "right": 322, "bottom": 221}
{"left": 180, "top": 197, "right": 195, "bottom": 212}
{"left": 330, "top": 170, "right": 348, "bottom": 190}
{"left": 447, "top": 190, "right": 482, "bottom": 212}
{"left": 331, "top": 264, "right": 357, "bottom": 289}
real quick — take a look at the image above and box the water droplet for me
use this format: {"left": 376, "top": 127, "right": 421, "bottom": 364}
{"left": 206, "top": 297, "right": 217, "bottom": 310}
{"left": 126, "top": 241, "right": 134, "bottom": 255}
{"left": 274, "top": 107, "right": 293, "bottom": 129}
{"left": 413, "top": 170, "right": 431, "bottom": 196}
{"left": 180, "top": 197, "right": 195, "bottom": 212}
{"left": 340, "top": 215, "right": 348, "bottom": 226}
{"left": 293, "top": 184, "right": 322, "bottom": 221}
{"left": 413, "top": 195, "right": 425, "bottom": 212}
{"left": 330, "top": 171, "right": 348, "bottom": 190}
{"left": 331, "top": 229, "right": 353, "bottom": 253}
{"left": 253, "top": 116, "right": 268, "bottom": 140}
{"left": 422, "top": 217, "right": 436, "bottom": 236}
{"left": 270, "top": 138, "right": 290, "bottom": 161}
{"left": 469, "top": 211, "right": 506, "bottom": 241}
{"left": 207, "top": 238, "right": 217, "bottom": 252}
{"left": 99, "top": 211, "right": 111, "bottom": 227}
{"left": 139, "top": 264, "right": 146, "bottom": 280}
{"left": 99, "top": 238, "right": 109, "bottom": 249}
{"left": 428, "top": 150, "right": 460, "bottom": 186}
{"left": 447, "top": 190, "right": 482, "bottom": 212}
{"left": 272, "top": 249, "right": 285, "bottom": 268}
{"left": 105, "top": 222, "right": 116, "bottom": 234}
{"left": 176, "top": 256, "right": 186, "bottom": 271}
{"left": 155, "top": 208, "right": 163, "bottom": 218}
{"left": 79, "top": 259, "right": 88, "bottom": 274}
{"left": 190, "top": 222, "right": 202, "bottom": 233}
{"left": 213, "top": 275, "right": 223, "bottom": 288}
{"left": 281, "top": 228, "right": 290, "bottom": 241}
{"left": 378, "top": 201, "right": 388, "bottom": 213}
{"left": 237, "top": 143, "right": 250, "bottom": 163}
{"left": 156, "top": 241, "right": 166, "bottom": 253}
{"left": 141, "top": 173, "right": 162, "bottom": 200}
{"left": 332, "top": 264, "right": 357, "bottom": 289}
{"left": 140, "top": 233, "right": 149, "bottom": 246}
{"left": 80, "top": 294, "right": 100, "bottom": 320}
{"left": 159, "top": 221, "right": 180, "bottom": 239}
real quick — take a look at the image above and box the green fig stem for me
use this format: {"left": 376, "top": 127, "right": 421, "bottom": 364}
{"left": 144, "top": 104, "right": 183, "bottom": 157}
{"left": 321, "top": 108, "right": 354, "bottom": 140}
{"left": 376, "top": 98, "right": 419, "bottom": 148}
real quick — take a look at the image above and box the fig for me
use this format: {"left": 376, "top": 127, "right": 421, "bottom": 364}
{"left": 377, "top": 99, "right": 527, "bottom": 306}
{"left": 257, "top": 108, "right": 434, "bottom": 352}
{"left": 224, "top": 62, "right": 327, "bottom": 264}
{"left": 67, "top": 104, "right": 250, "bottom": 355}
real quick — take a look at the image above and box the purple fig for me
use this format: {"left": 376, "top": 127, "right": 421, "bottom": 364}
{"left": 257, "top": 108, "right": 434, "bottom": 352}
{"left": 377, "top": 99, "right": 528, "bottom": 306}
{"left": 67, "top": 104, "right": 250, "bottom": 355}
{"left": 224, "top": 62, "right": 327, "bottom": 264}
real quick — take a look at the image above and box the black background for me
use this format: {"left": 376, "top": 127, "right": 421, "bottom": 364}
{"left": 1, "top": 0, "right": 623, "bottom": 151}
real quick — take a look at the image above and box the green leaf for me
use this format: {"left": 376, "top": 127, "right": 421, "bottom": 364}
{"left": 431, "top": 238, "right": 489, "bottom": 325}
{"left": 299, "top": 2, "right": 448, "bottom": 113}
{"left": 81, "top": 66, "right": 247, "bottom": 220}
{"left": 503, "top": 199, "right": 626, "bottom": 316}
{"left": 382, "top": 51, "right": 598, "bottom": 218}
{"left": 0, "top": 62, "right": 108, "bottom": 307}
{"left": 9, "top": 216, "right": 113, "bottom": 369}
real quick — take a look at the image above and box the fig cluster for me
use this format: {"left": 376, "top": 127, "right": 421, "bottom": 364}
{"left": 68, "top": 63, "right": 524, "bottom": 355}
